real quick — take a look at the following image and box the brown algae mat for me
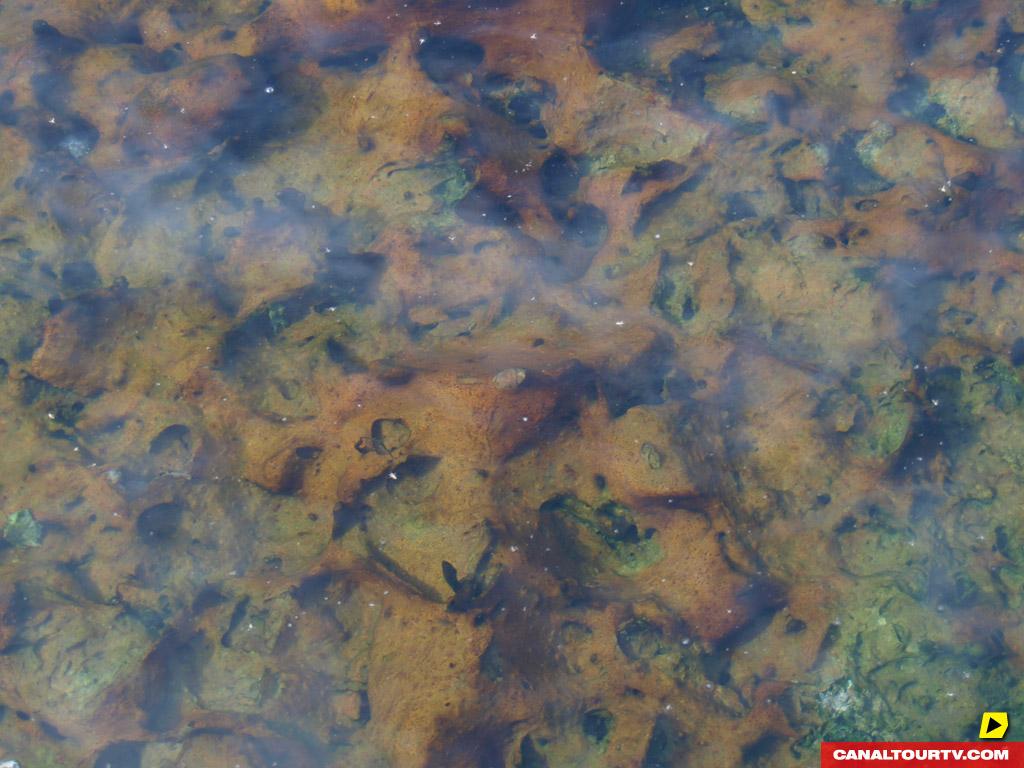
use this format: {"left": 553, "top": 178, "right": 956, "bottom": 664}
{"left": 2, "top": 0, "right": 1024, "bottom": 765}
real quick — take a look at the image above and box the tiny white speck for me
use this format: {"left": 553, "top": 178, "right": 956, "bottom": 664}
{"left": 388, "top": 472, "right": 398, "bottom": 480}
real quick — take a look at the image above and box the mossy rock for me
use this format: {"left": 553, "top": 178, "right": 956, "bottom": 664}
{"left": 540, "top": 495, "right": 663, "bottom": 578}
{"left": 853, "top": 392, "right": 913, "bottom": 460}
{"left": 4, "top": 508, "right": 42, "bottom": 548}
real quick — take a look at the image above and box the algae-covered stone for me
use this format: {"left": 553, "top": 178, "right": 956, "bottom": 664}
{"left": 371, "top": 417, "right": 412, "bottom": 455}
{"left": 929, "top": 69, "right": 1017, "bottom": 149}
{"left": 539, "top": 495, "right": 663, "bottom": 578}
{"left": 492, "top": 367, "right": 526, "bottom": 391}
{"left": 4, "top": 509, "right": 42, "bottom": 548}
{"left": 792, "top": 677, "right": 905, "bottom": 752}
{"left": 4, "top": 605, "right": 153, "bottom": 722}
{"left": 653, "top": 243, "right": 737, "bottom": 338}
{"left": 862, "top": 123, "right": 945, "bottom": 183}
{"left": 834, "top": 510, "right": 927, "bottom": 591}
{"left": 616, "top": 616, "right": 665, "bottom": 660}
{"left": 362, "top": 457, "right": 494, "bottom": 600}
{"left": 853, "top": 391, "right": 913, "bottom": 460}
{"left": 511, "top": 723, "right": 609, "bottom": 768}
{"left": 729, "top": 233, "right": 896, "bottom": 371}
{"left": 823, "top": 365, "right": 913, "bottom": 462}
{"left": 640, "top": 442, "right": 663, "bottom": 469}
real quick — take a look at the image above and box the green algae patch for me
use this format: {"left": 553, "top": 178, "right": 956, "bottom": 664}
{"left": 540, "top": 495, "right": 663, "bottom": 578}
{"left": 653, "top": 270, "right": 700, "bottom": 327}
{"left": 4, "top": 508, "right": 42, "bottom": 548}
{"left": 857, "top": 392, "right": 914, "bottom": 460}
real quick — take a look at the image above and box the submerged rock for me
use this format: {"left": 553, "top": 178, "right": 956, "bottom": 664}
{"left": 4, "top": 509, "right": 42, "bottom": 548}
{"left": 492, "top": 367, "right": 526, "bottom": 390}
{"left": 539, "top": 494, "right": 663, "bottom": 578}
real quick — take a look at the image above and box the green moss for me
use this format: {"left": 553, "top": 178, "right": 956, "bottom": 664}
{"left": 4, "top": 508, "right": 42, "bottom": 548}
{"left": 268, "top": 303, "right": 288, "bottom": 335}
{"left": 653, "top": 274, "right": 698, "bottom": 327}
{"left": 853, "top": 392, "right": 913, "bottom": 459}
{"left": 541, "top": 495, "right": 663, "bottom": 577}
{"left": 429, "top": 164, "right": 473, "bottom": 207}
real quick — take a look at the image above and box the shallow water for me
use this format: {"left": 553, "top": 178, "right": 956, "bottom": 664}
{"left": 1, "top": 0, "right": 1024, "bottom": 765}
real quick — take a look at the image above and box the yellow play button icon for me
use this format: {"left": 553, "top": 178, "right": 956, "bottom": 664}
{"left": 980, "top": 712, "right": 1009, "bottom": 739}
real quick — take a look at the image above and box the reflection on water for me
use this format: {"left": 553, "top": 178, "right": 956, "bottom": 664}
{"left": 1, "top": 0, "right": 1024, "bottom": 765}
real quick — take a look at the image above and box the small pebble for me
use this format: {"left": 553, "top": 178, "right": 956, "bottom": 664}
{"left": 492, "top": 367, "right": 527, "bottom": 390}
